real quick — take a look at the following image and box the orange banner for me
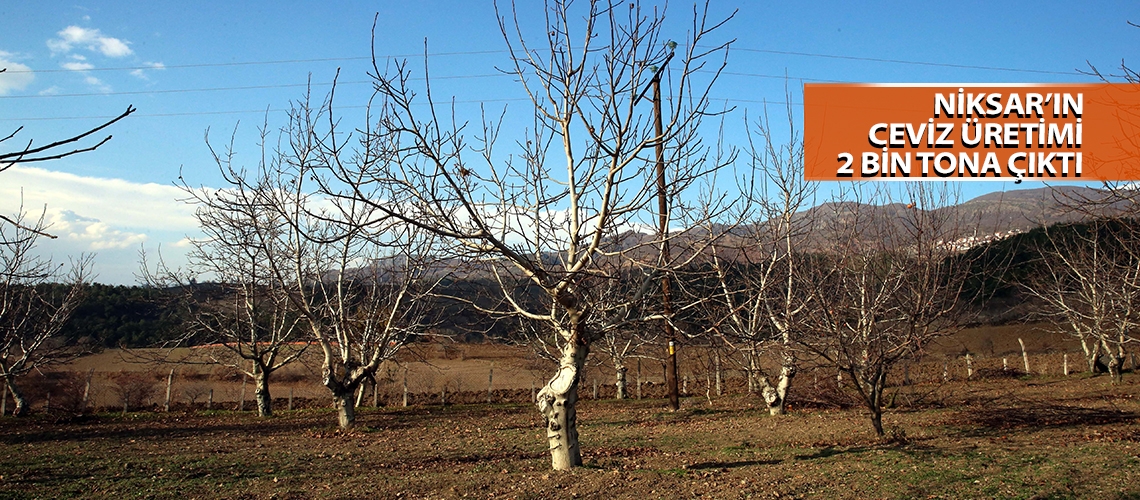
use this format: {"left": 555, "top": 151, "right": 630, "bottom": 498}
{"left": 804, "top": 83, "right": 1140, "bottom": 181}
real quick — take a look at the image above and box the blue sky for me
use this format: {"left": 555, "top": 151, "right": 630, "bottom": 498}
{"left": 1, "top": 1, "right": 1137, "bottom": 284}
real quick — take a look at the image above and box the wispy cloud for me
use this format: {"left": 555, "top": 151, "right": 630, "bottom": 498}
{"left": 0, "top": 50, "right": 34, "bottom": 95}
{"left": 61, "top": 61, "right": 94, "bottom": 71}
{"left": 83, "top": 75, "right": 111, "bottom": 93}
{"left": 48, "top": 210, "right": 148, "bottom": 250}
{"left": 130, "top": 61, "right": 165, "bottom": 80}
{"left": 47, "top": 26, "right": 133, "bottom": 58}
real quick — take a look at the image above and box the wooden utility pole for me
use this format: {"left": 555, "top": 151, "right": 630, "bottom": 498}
{"left": 651, "top": 52, "right": 679, "bottom": 411}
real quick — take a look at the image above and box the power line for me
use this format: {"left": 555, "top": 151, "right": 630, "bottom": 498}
{"left": 0, "top": 98, "right": 533, "bottom": 122}
{"left": 0, "top": 73, "right": 508, "bottom": 99}
{"left": 0, "top": 50, "right": 510, "bottom": 75}
{"left": 727, "top": 47, "right": 1083, "bottom": 76}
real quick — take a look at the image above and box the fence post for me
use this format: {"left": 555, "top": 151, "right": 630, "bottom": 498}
{"left": 164, "top": 368, "right": 175, "bottom": 412}
{"left": 1003, "top": 357, "right": 1008, "bottom": 372}
{"left": 288, "top": 387, "right": 294, "bottom": 411}
{"left": 82, "top": 368, "right": 94, "bottom": 412}
{"left": 942, "top": 361, "right": 949, "bottom": 382}
{"left": 239, "top": 376, "right": 247, "bottom": 412}
{"left": 966, "top": 353, "right": 973, "bottom": 380}
{"left": 373, "top": 379, "right": 379, "bottom": 408}
{"left": 636, "top": 358, "right": 643, "bottom": 400}
{"left": 487, "top": 362, "right": 494, "bottom": 404}
{"left": 714, "top": 351, "right": 723, "bottom": 396}
{"left": 1063, "top": 353, "right": 1069, "bottom": 376}
{"left": 1019, "top": 338, "right": 1030, "bottom": 374}
{"left": 403, "top": 368, "right": 409, "bottom": 407}
{"left": 592, "top": 378, "right": 598, "bottom": 400}
{"left": 207, "top": 388, "right": 213, "bottom": 411}
{"left": 1, "top": 383, "right": 7, "bottom": 416}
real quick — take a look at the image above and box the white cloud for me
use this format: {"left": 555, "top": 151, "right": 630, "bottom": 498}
{"left": 48, "top": 210, "right": 148, "bottom": 250}
{"left": 48, "top": 25, "right": 133, "bottom": 58}
{"left": 171, "top": 237, "right": 195, "bottom": 248}
{"left": 61, "top": 61, "right": 94, "bottom": 71}
{"left": 83, "top": 75, "right": 112, "bottom": 92}
{"left": 0, "top": 165, "right": 198, "bottom": 234}
{"left": 0, "top": 50, "right": 34, "bottom": 95}
{"left": 1, "top": 166, "right": 201, "bottom": 284}
{"left": 38, "top": 86, "right": 62, "bottom": 96}
{"left": 130, "top": 61, "right": 165, "bottom": 80}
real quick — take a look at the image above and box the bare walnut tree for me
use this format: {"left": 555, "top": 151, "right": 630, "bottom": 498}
{"left": 180, "top": 92, "right": 445, "bottom": 429}
{"left": 705, "top": 103, "right": 816, "bottom": 416}
{"left": 138, "top": 127, "right": 312, "bottom": 417}
{"left": 327, "top": 2, "right": 733, "bottom": 469}
{"left": 0, "top": 208, "right": 93, "bottom": 416}
{"left": 1019, "top": 219, "right": 1140, "bottom": 380}
{"left": 800, "top": 184, "right": 976, "bottom": 436}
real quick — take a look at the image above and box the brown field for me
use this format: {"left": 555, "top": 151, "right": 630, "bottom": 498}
{"left": 1, "top": 324, "right": 1138, "bottom": 499}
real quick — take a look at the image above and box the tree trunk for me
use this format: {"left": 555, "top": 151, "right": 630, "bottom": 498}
{"left": 536, "top": 340, "right": 589, "bottom": 470}
{"left": 614, "top": 362, "right": 628, "bottom": 399}
{"left": 255, "top": 370, "right": 273, "bottom": 417}
{"left": 335, "top": 391, "right": 355, "bottom": 429}
{"left": 763, "top": 356, "right": 796, "bottom": 416}
{"left": 866, "top": 374, "right": 886, "bottom": 436}
{"left": 5, "top": 379, "right": 28, "bottom": 417}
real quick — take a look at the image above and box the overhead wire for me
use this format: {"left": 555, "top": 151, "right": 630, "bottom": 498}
{"left": 0, "top": 43, "right": 1090, "bottom": 121}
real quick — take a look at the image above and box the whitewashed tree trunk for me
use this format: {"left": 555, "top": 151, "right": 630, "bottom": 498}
{"left": 761, "top": 355, "right": 796, "bottom": 416}
{"left": 536, "top": 339, "right": 589, "bottom": 471}
{"left": 335, "top": 391, "right": 355, "bottom": 429}
{"left": 254, "top": 370, "right": 273, "bottom": 417}
{"left": 614, "top": 361, "right": 628, "bottom": 399}
{"left": 4, "top": 377, "right": 28, "bottom": 417}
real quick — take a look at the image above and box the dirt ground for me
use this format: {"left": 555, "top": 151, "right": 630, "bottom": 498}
{"left": 1, "top": 325, "right": 1137, "bottom": 498}
{"left": 0, "top": 369, "right": 1138, "bottom": 499}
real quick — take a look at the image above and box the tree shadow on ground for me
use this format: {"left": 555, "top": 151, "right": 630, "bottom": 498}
{"left": 683, "top": 459, "right": 782, "bottom": 470}
{"left": 950, "top": 397, "right": 1138, "bottom": 438}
